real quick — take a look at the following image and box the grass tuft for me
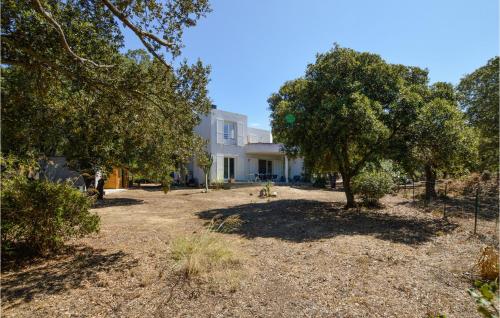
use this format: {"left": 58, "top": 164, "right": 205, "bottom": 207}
{"left": 170, "top": 233, "right": 241, "bottom": 279}
{"left": 207, "top": 214, "right": 244, "bottom": 233}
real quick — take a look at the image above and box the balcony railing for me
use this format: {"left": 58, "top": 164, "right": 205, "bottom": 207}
{"left": 245, "top": 143, "right": 283, "bottom": 154}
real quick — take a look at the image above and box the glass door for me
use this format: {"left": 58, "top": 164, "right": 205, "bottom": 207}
{"left": 224, "top": 157, "right": 235, "bottom": 180}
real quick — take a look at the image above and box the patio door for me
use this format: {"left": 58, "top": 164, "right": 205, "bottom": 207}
{"left": 258, "top": 159, "right": 273, "bottom": 175}
{"left": 224, "top": 157, "right": 235, "bottom": 180}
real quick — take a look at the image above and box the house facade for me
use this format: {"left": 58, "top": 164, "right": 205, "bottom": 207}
{"left": 189, "top": 107, "right": 304, "bottom": 183}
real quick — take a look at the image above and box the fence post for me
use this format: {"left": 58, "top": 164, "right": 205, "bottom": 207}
{"left": 474, "top": 186, "right": 479, "bottom": 235}
{"left": 443, "top": 182, "right": 447, "bottom": 219}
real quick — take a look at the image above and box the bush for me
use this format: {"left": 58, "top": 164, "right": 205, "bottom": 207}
{"left": 210, "top": 179, "right": 224, "bottom": 190}
{"left": 161, "top": 174, "right": 173, "bottom": 193}
{"left": 312, "top": 176, "right": 327, "bottom": 188}
{"left": 170, "top": 233, "right": 241, "bottom": 279}
{"left": 352, "top": 169, "right": 394, "bottom": 206}
{"left": 259, "top": 181, "right": 273, "bottom": 198}
{"left": 1, "top": 157, "right": 100, "bottom": 255}
{"left": 379, "top": 159, "right": 407, "bottom": 184}
{"left": 468, "top": 279, "right": 499, "bottom": 318}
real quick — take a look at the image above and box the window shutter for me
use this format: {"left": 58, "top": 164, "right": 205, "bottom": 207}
{"left": 237, "top": 121, "right": 244, "bottom": 146}
{"left": 216, "top": 154, "right": 224, "bottom": 181}
{"left": 216, "top": 119, "right": 224, "bottom": 144}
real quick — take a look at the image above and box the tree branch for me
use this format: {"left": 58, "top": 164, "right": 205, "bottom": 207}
{"left": 31, "top": 0, "right": 114, "bottom": 68}
{"left": 100, "top": 0, "right": 173, "bottom": 69}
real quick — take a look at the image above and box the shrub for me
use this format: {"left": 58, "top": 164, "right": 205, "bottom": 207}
{"left": 1, "top": 157, "right": 100, "bottom": 255}
{"left": 379, "top": 159, "right": 407, "bottom": 184}
{"left": 468, "top": 279, "right": 499, "bottom": 318}
{"left": 259, "top": 181, "right": 273, "bottom": 198}
{"left": 161, "top": 174, "right": 173, "bottom": 193}
{"left": 210, "top": 179, "right": 224, "bottom": 190}
{"left": 312, "top": 176, "right": 327, "bottom": 188}
{"left": 170, "top": 233, "right": 241, "bottom": 279}
{"left": 352, "top": 169, "right": 394, "bottom": 206}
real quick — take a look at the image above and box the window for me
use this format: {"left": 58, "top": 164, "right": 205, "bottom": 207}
{"left": 223, "top": 122, "right": 236, "bottom": 145}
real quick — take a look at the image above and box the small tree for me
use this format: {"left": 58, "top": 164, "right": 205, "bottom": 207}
{"left": 411, "top": 92, "right": 478, "bottom": 201}
{"left": 197, "top": 151, "right": 213, "bottom": 193}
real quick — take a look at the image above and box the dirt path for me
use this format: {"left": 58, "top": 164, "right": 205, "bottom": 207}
{"left": 1, "top": 185, "right": 496, "bottom": 317}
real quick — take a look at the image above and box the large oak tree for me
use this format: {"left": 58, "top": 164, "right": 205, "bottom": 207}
{"left": 269, "top": 45, "right": 427, "bottom": 208}
{"left": 1, "top": 0, "right": 212, "bottom": 180}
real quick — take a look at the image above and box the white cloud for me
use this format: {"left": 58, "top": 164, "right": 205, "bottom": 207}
{"left": 249, "top": 123, "right": 261, "bottom": 127}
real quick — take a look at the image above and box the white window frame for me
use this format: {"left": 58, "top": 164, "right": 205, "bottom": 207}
{"left": 223, "top": 121, "right": 236, "bottom": 145}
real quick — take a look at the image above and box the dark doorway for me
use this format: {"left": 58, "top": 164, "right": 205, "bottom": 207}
{"left": 224, "top": 157, "right": 235, "bottom": 179}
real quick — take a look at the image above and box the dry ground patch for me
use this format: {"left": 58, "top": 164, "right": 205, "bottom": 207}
{"left": 1, "top": 185, "right": 497, "bottom": 317}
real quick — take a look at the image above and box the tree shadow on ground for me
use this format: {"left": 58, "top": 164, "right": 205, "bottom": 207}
{"left": 93, "top": 197, "right": 144, "bottom": 208}
{"left": 196, "top": 199, "right": 457, "bottom": 245}
{"left": 289, "top": 185, "right": 345, "bottom": 193}
{"left": 395, "top": 195, "right": 498, "bottom": 221}
{"left": 1, "top": 245, "right": 138, "bottom": 306}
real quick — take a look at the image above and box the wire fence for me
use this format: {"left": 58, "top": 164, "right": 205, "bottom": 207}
{"left": 396, "top": 179, "right": 499, "bottom": 236}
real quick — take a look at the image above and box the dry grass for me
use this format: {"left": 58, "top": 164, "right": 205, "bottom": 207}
{"left": 207, "top": 214, "right": 244, "bottom": 233}
{"left": 476, "top": 246, "right": 499, "bottom": 281}
{"left": 170, "top": 232, "right": 241, "bottom": 279}
{"left": 2, "top": 186, "right": 498, "bottom": 317}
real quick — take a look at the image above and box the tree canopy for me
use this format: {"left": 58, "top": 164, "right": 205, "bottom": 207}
{"left": 269, "top": 45, "right": 481, "bottom": 206}
{"left": 1, "top": 0, "right": 212, "bottom": 180}
{"left": 269, "top": 45, "right": 428, "bottom": 207}
{"left": 411, "top": 86, "right": 478, "bottom": 199}
{"left": 457, "top": 56, "right": 499, "bottom": 172}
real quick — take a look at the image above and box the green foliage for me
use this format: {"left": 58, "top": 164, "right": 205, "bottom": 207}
{"left": 1, "top": 0, "right": 212, "bottom": 180}
{"left": 378, "top": 159, "right": 407, "bottom": 184}
{"left": 312, "top": 176, "right": 327, "bottom": 188}
{"left": 407, "top": 91, "right": 479, "bottom": 200}
{"left": 197, "top": 150, "right": 213, "bottom": 174}
{"left": 1, "top": 156, "right": 99, "bottom": 255}
{"left": 197, "top": 150, "right": 213, "bottom": 192}
{"left": 412, "top": 97, "right": 478, "bottom": 174}
{"left": 259, "top": 181, "right": 273, "bottom": 197}
{"left": 468, "top": 279, "right": 499, "bottom": 318}
{"left": 161, "top": 174, "right": 173, "bottom": 194}
{"left": 269, "top": 44, "right": 427, "bottom": 207}
{"left": 352, "top": 168, "right": 395, "bottom": 206}
{"left": 458, "top": 57, "right": 499, "bottom": 172}
{"left": 211, "top": 179, "right": 225, "bottom": 190}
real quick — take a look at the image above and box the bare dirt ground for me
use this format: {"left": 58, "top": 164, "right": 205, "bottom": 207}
{"left": 2, "top": 185, "right": 498, "bottom": 317}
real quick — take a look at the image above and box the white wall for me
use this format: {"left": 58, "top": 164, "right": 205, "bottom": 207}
{"left": 207, "top": 109, "right": 248, "bottom": 182}
{"left": 289, "top": 158, "right": 304, "bottom": 179}
{"left": 191, "top": 108, "right": 304, "bottom": 183}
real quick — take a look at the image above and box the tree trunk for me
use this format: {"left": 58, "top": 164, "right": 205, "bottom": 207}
{"left": 425, "top": 164, "right": 437, "bottom": 201}
{"left": 329, "top": 172, "right": 337, "bottom": 189}
{"left": 205, "top": 172, "right": 209, "bottom": 193}
{"left": 341, "top": 172, "right": 356, "bottom": 208}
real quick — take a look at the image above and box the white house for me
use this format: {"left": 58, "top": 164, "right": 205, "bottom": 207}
{"left": 189, "top": 107, "right": 304, "bottom": 183}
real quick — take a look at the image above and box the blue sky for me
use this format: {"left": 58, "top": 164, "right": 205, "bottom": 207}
{"left": 123, "top": 0, "right": 498, "bottom": 130}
